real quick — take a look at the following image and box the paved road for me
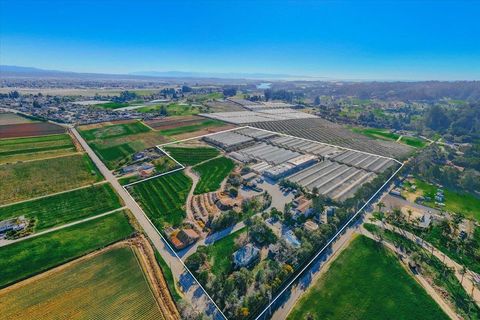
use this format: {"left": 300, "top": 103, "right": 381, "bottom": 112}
{"left": 0, "top": 207, "right": 125, "bottom": 247}
{"left": 382, "top": 194, "right": 442, "bottom": 216}
{"left": 71, "top": 128, "right": 221, "bottom": 319}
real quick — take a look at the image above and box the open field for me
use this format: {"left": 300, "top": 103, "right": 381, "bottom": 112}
{"left": 0, "top": 113, "right": 36, "bottom": 125}
{"left": 80, "top": 121, "right": 151, "bottom": 141}
{"left": 145, "top": 116, "right": 206, "bottom": 130}
{"left": 0, "top": 246, "right": 163, "bottom": 320}
{"left": 413, "top": 179, "right": 480, "bottom": 221}
{"left": 287, "top": 235, "right": 448, "bottom": 320}
{"left": 352, "top": 127, "right": 427, "bottom": 148}
{"left": 0, "top": 133, "right": 76, "bottom": 164}
{"left": 251, "top": 118, "right": 413, "bottom": 159}
{"left": 193, "top": 156, "right": 235, "bottom": 194}
{"left": 0, "top": 122, "right": 66, "bottom": 139}
{"left": 158, "top": 119, "right": 226, "bottom": 136}
{"left": 138, "top": 103, "right": 201, "bottom": 116}
{"left": 129, "top": 171, "right": 192, "bottom": 229}
{"left": 0, "top": 183, "right": 122, "bottom": 232}
{"left": 0, "top": 211, "right": 133, "bottom": 288}
{"left": 0, "top": 154, "right": 102, "bottom": 205}
{"left": 95, "top": 101, "right": 129, "bottom": 109}
{"left": 163, "top": 146, "right": 219, "bottom": 166}
{"left": 80, "top": 121, "right": 171, "bottom": 170}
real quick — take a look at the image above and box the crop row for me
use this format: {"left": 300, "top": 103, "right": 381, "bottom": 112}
{"left": 163, "top": 146, "right": 219, "bottom": 166}
{"left": 193, "top": 157, "right": 235, "bottom": 194}
{"left": 129, "top": 171, "right": 192, "bottom": 228}
{"left": 0, "top": 183, "right": 123, "bottom": 232}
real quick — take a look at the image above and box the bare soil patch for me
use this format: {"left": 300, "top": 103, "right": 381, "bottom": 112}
{"left": 0, "top": 123, "right": 65, "bottom": 138}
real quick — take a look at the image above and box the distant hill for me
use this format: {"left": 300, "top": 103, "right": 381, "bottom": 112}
{"left": 0, "top": 65, "right": 319, "bottom": 81}
{"left": 129, "top": 70, "right": 321, "bottom": 80}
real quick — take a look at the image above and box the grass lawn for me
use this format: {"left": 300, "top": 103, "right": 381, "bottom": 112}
{"left": 193, "top": 156, "right": 235, "bottom": 194}
{"left": 0, "top": 154, "right": 103, "bottom": 205}
{"left": 163, "top": 146, "right": 219, "bottom": 166}
{"left": 0, "top": 183, "right": 122, "bottom": 232}
{"left": 415, "top": 178, "right": 480, "bottom": 221}
{"left": 287, "top": 236, "right": 449, "bottom": 320}
{"left": 158, "top": 119, "right": 225, "bottom": 136}
{"left": 0, "top": 133, "right": 76, "bottom": 164}
{"left": 80, "top": 121, "right": 150, "bottom": 141}
{"left": 0, "top": 211, "right": 133, "bottom": 288}
{"left": 207, "top": 228, "right": 246, "bottom": 278}
{"left": 129, "top": 171, "right": 192, "bottom": 229}
{"left": 400, "top": 136, "right": 427, "bottom": 148}
{"left": 0, "top": 246, "right": 162, "bottom": 320}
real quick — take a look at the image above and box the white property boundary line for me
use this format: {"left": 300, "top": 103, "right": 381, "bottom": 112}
{"left": 121, "top": 185, "right": 229, "bottom": 320}
{"left": 121, "top": 125, "right": 404, "bottom": 320}
{"left": 254, "top": 163, "right": 404, "bottom": 320}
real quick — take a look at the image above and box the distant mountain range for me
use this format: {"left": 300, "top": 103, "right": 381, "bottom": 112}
{"left": 0, "top": 65, "right": 321, "bottom": 81}
{"left": 129, "top": 70, "right": 322, "bottom": 80}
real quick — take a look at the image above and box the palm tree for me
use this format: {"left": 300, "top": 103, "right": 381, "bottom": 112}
{"left": 377, "top": 201, "right": 385, "bottom": 212}
{"left": 459, "top": 265, "right": 467, "bottom": 285}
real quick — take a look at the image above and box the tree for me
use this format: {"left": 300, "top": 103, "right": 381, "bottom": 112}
{"left": 377, "top": 201, "right": 385, "bottom": 212}
{"left": 222, "top": 87, "right": 237, "bottom": 97}
{"left": 314, "top": 96, "right": 321, "bottom": 106}
{"left": 424, "top": 105, "right": 450, "bottom": 132}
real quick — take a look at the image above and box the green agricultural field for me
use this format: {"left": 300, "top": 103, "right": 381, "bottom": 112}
{"left": 158, "top": 119, "right": 225, "bottom": 136}
{"left": 129, "top": 171, "right": 192, "bottom": 228}
{"left": 0, "top": 246, "right": 162, "bottom": 320}
{"left": 414, "top": 179, "right": 480, "bottom": 221}
{"left": 163, "top": 146, "right": 219, "bottom": 166}
{"left": 80, "top": 121, "right": 170, "bottom": 170}
{"left": 0, "top": 154, "right": 102, "bottom": 205}
{"left": 0, "top": 211, "right": 133, "bottom": 288}
{"left": 0, "top": 133, "right": 76, "bottom": 163}
{"left": 193, "top": 156, "right": 235, "bottom": 194}
{"left": 352, "top": 127, "right": 426, "bottom": 148}
{"left": 80, "top": 121, "right": 150, "bottom": 141}
{"left": 400, "top": 135, "right": 427, "bottom": 148}
{"left": 287, "top": 236, "right": 449, "bottom": 320}
{"left": 90, "top": 141, "right": 139, "bottom": 169}
{"left": 94, "top": 102, "right": 129, "bottom": 109}
{"left": 352, "top": 127, "right": 400, "bottom": 141}
{"left": 0, "top": 183, "right": 122, "bottom": 232}
{"left": 138, "top": 103, "right": 201, "bottom": 116}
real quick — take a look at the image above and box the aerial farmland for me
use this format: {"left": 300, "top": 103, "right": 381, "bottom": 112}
{"left": 0, "top": 112, "right": 181, "bottom": 320}
{"left": 121, "top": 117, "right": 404, "bottom": 319}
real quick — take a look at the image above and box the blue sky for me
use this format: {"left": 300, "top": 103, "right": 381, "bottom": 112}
{"left": 1, "top": 0, "right": 479, "bottom": 80}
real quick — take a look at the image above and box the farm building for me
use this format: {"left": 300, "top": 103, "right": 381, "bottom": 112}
{"left": 170, "top": 229, "right": 200, "bottom": 250}
{"left": 203, "top": 131, "right": 254, "bottom": 151}
{"left": 0, "top": 216, "right": 27, "bottom": 234}
{"left": 287, "top": 160, "right": 377, "bottom": 202}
